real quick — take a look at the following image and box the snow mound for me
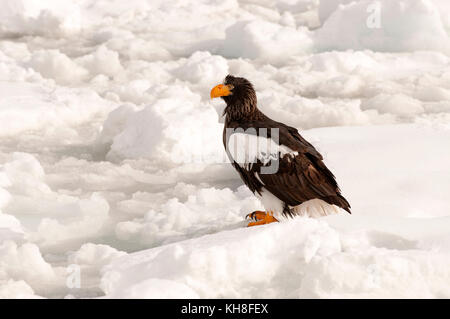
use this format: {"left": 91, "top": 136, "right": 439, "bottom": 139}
{"left": 0, "top": 0, "right": 82, "bottom": 36}
{"left": 75, "top": 46, "right": 124, "bottom": 79}
{"left": 0, "top": 240, "right": 66, "bottom": 296}
{"left": 173, "top": 51, "right": 229, "bottom": 86}
{"left": 0, "top": 82, "right": 115, "bottom": 137}
{"left": 3, "top": 152, "right": 51, "bottom": 198}
{"left": 0, "top": 280, "right": 40, "bottom": 299}
{"left": 31, "top": 193, "right": 111, "bottom": 252}
{"left": 221, "top": 20, "right": 313, "bottom": 64}
{"left": 28, "top": 50, "right": 89, "bottom": 85}
{"left": 101, "top": 217, "right": 341, "bottom": 298}
{"left": 316, "top": 0, "right": 450, "bottom": 53}
{"left": 68, "top": 243, "right": 126, "bottom": 267}
{"left": 104, "top": 94, "right": 225, "bottom": 165}
{"left": 0, "top": 153, "right": 112, "bottom": 252}
{"left": 362, "top": 94, "right": 425, "bottom": 116}
{"left": 102, "top": 212, "right": 450, "bottom": 298}
{"left": 115, "top": 185, "right": 261, "bottom": 246}
{"left": 0, "top": 213, "right": 23, "bottom": 242}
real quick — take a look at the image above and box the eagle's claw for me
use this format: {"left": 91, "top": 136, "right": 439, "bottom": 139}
{"left": 247, "top": 211, "right": 279, "bottom": 227}
{"left": 246, "top": 211, "right": 267, "bottom": 221}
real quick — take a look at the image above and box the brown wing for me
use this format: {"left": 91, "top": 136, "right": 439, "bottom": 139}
{"left": 258, "top": 125, "right": 350, "bottom": 215}
{"left": 224, "top": 121, "right": 351, "bottom": 216}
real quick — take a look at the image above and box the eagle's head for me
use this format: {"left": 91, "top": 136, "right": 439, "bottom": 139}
{"left": 211, "top": 75, "right": 257, "bottom": 119}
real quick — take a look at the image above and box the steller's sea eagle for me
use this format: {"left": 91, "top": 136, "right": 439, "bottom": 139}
{"left": 211, "top": 75, "right": 350, "bottom": 227}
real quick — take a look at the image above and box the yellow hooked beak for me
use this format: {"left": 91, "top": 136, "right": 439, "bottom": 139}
{"left": 210, "top": 84, "right": 233, "bottom": 99}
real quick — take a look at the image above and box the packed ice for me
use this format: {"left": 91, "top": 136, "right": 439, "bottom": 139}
{"left": 0, "top": 0, "right": 449, "bottom": 298}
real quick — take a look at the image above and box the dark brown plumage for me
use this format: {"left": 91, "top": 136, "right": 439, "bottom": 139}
{"left": 213, "top": 75, "right": 350, "bottom": 219}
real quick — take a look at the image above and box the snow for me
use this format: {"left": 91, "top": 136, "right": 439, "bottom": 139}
{"left": 0, "top": 0, "right": 82, "bottom": 36}
{"left": 362, "top": 93, "right": 425, "bottom": 116}
{"left": 0, "top": 279, "right": 40, "bottom": 299}
{"left": 0, "top": 241, "right": 64, "bottom": 297}
{"left": 101, "top": 213, "right": 450, "bottom": 298}
{"left": 0, "top": 0, "right": 449, "bottom": 299}
{"left": 316, "top": 0, "right": 450, "bottom": 53}
{"left": 0, "top": 82, "right": 114, "bottom": 137}
{"left": 221, "top": 20, "right": 313, "bottom": 63}
{"left": 114, "top": 185, "right": 259, "bottom": 247}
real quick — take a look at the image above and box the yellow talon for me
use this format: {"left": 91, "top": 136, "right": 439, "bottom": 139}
{"left": 247, "top": 211, "right": 278, "bottom": 227}
{"left": 246, "top": 211, "right": 266, "bottom": 221}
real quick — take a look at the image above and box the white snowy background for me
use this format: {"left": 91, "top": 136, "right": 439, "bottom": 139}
{"left": 0, "top": 0, "right": 450, "bottom": 298}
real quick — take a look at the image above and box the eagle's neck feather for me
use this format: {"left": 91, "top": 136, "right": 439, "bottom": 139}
{"left": 224, "top": 104, "right": 264, "bottom": 121}
{"left": 223, "top": 95, "right": 265, "bottom": 122}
